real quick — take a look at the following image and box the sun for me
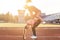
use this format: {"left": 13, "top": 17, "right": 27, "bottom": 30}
{"left": 0, "top": 0, "right": 37, "bottom": 16}
{"left": 0, "top": 0, "right": 26, "bottom": 15}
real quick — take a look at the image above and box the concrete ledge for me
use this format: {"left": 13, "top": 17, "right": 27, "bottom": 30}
{"left": 0, "top": 23, "right": 60, "bottom": 27}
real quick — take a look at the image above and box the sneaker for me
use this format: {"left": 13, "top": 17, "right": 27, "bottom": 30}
{"left": 31, "top": 35, "right": 37, "bottom": 39}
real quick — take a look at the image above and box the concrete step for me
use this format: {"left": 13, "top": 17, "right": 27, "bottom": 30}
{"left": 0, "top": 27, "right": 60, "bottom": 40}
{"left": 25, "top": 27, "right": 60, "bottom": 40}
{"left": 36, "top": 27, "right": 60, "bottom": 36}
{"left": 0, "top": 27, "right": 24, "bottom": 36}
{"left": 24, "top": 36, "right": 60, "bottom": 40}
{"left": 0, "top": 36, "right": 23, "bottom": 40}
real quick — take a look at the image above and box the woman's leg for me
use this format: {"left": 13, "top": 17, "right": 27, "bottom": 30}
{"left": 23, "top": 24, "right": 30, "bottom": 40}
{"left": 32, "top": 21, "right": 40, "bottom": 36}
{"left": 32, "top": 26, "right": 36, "bottom": 36}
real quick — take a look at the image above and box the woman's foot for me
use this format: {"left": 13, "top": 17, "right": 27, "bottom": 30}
{"left": 31, "top": 35, "right": 37, "bottom": 39}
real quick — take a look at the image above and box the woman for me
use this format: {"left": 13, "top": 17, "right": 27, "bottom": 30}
{"left": 25, "top": 16, "right": 43, "bottom": 36}
{"left": 24, "top": 1, "right": 43, "bottom": 39}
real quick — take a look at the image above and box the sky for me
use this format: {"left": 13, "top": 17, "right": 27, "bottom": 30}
{"left": 0, "top": 0, "right": 60, "bottom": 15}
